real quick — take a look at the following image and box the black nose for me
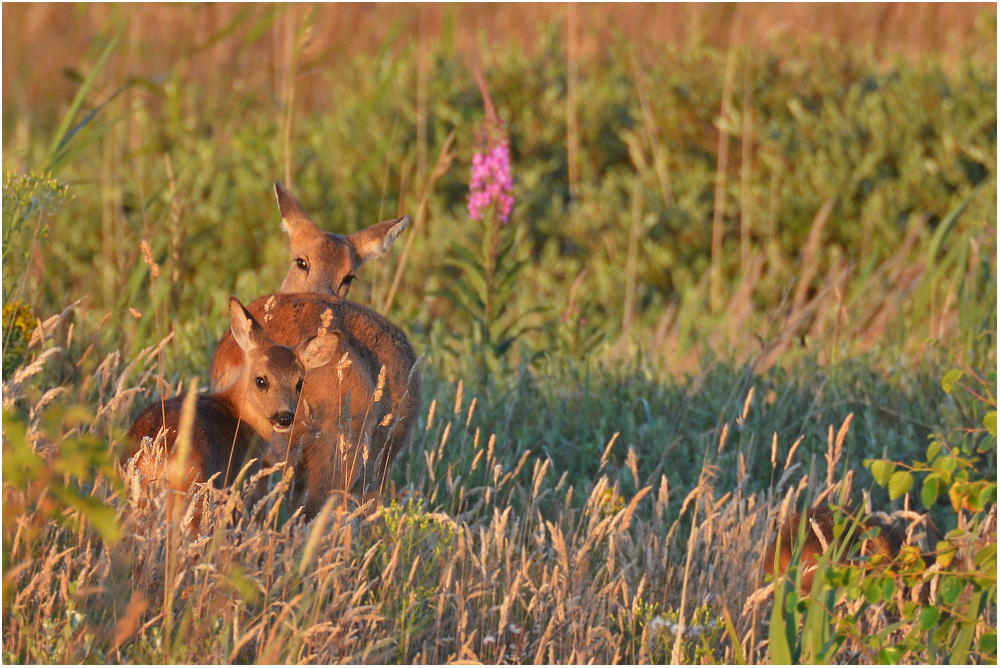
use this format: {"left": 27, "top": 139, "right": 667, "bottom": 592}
{"left": 273, "top": 411, "right": 294, "bottom": 428}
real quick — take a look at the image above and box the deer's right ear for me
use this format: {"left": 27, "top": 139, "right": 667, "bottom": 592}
{"left": 297, "top": 332, "right": 339, "bottom": 370}
{"left": 274, "top": 182, "right": 323, "bottom": 246}
{"left": 229, "top": 297, "right": 268, "bottom": 354}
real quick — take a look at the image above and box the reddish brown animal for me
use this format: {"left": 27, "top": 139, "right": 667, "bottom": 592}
{"left": 763, "top": 507, "right": 905, "bottom": 592}
{"left": 124, "top": 297, "right": 335, "bottom": 492}
{"left": 275, "top": 182, "right": 411, "bottom": 299}
{"left": 211, "top": 293, "right": 415, "bottom": 515}
{"left": 209, "top": 184, "right": 420, "bottom": 514}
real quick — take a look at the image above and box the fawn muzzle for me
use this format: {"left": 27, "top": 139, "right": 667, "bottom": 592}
{"left": 271, "top": 411, "right": 295, "bottom": 432}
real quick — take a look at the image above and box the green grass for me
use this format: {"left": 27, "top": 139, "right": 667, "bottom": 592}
{"left": 2, "top": 8, "right": 996, "bottom": 664}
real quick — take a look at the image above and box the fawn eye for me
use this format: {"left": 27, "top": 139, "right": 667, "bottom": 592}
{"left": 255, "top": 376, "right": 268, "bottom": 390}
{"left": 342, "top": 275, "right": 355, "bottom": 287}
{"left": 295, "top": 258, "right": 308, "bottom": 271}
{"left": 295, "top": 379, "right": 303, "bottom": 393}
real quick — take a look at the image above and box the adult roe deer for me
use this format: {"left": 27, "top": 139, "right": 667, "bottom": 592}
{"left": 125, "top": 297, "right": 336, "bottom": 492}
{"left": 275, "top": 182, "right": 411, "bottom": 299}
{"left": 210, "top": 184, "right": 421, "bottom": 513}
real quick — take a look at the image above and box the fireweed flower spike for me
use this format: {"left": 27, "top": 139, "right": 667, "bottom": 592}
{"left": 468, "top": 134, "right": 514, "bottom": 224}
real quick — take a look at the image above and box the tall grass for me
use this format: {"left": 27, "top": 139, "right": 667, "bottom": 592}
{"left": 2, "top": 6, "right": 996, "bottom": 664}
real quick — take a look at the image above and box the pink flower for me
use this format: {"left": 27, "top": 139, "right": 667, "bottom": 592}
{"left": 468, "top": 135, "right": 514, "bottom": 224}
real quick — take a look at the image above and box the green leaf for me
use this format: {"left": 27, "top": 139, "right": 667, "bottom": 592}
{"left": 878, "top": 645, "right": 903, "bottom": 665}
{"left": 720, "top": 609, "right": 746, "bottom": 665}
{"left": 888, "top": 471, "right": 914, "bottom": 500}
{"left": 918, "top": 606, "right": 941, "bottom": 630}
{"left": 46, "top": 23, "right": 124, "bottom": 169}
{"left": 939, "top": 576, "right": 963, "bottom": 606}
{"left": 927, "top": 195, "right": 971, "bottom": 267}
{"left": 951, "top": 620, "right": 976, "bottom": 665}
{"left": 870, "top": 460, "right": 895, "bottom": 487}
{"left": 980, "top": 632, "right": 997, "bottom": 658}
{"left": 921, "top": 474, "right": 946, "bottom": 508}
{"left": 51, "top": 486, "right": 121, "bottom": 545}
{"left": 863, "top": 580, "right": 884, "bottom": 604}
{"left": 941, "top": 369, "right": 964, "bottom": 394}
{"left": 926, "top": 439, "right": 943, "bottom": 462}
{"left": 932, "top": 455, "right": 957, "bottom": 476}
{"left": 983, "top": 411, "right": 996, "bottom": 437}
{"left": 768, "top": 585, "right": 796, "bottom": 665}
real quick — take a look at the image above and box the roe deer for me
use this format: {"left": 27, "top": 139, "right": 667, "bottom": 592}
{"left": 209, "top": 184, "right": 421, "bottom": 513}
{"left": 124, "top": 297, "right": 336, "bottom": 493}
{"left": 210, "top": 293, "right": 412, "bottom": 514}
{"left": 275, "top": 182, "right": 411, "bottom": 298}
{"left": 764, "top": 507, "right": 908, "bottom": 592}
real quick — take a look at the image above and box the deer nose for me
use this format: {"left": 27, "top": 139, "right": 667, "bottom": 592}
{"left": 272, "top": 411, "right": 295, "bottom": 431}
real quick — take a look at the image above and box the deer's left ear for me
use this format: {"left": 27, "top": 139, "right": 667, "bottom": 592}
{"left": 349, "top": 215, "right": 411, "bottom": 264}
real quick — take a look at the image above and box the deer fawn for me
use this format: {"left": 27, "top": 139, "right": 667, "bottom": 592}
{"left": 124, "top": 297, "right": 336, "bottom": 494}
{"left": 764, "top": 507, "right": 908, "bottom": 592}
{"left": 209, "top": 183, "right": 421, "bottom": 514}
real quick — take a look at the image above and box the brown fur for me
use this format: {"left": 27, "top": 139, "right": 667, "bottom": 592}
{"left": 763, "top": 507, "right": 905, "bottom": 592}
{"left": 124, "top": 394, "right": 262, "bottom": 488}
{"left": 210, "top": 293, "right": 420, "bottom": 515}
{"left": 125, "top": 298, "right": 335, "bottom": 500}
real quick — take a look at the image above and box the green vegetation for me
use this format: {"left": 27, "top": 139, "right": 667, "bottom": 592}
{"left": 2, "top": 7, "right": 996, "bottom": 664}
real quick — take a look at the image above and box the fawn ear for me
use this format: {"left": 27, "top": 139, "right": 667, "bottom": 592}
{"left": 229, "top": 297, "right": 270, "bottom": 354}
{"left": 297, "top": 332, "right": 339, "bottom": 370}
{"left": 274, "top": 182, "right": 323, "bottom": 246}
{"left": 349, "top": 215, "right": 411, "bottom": 264}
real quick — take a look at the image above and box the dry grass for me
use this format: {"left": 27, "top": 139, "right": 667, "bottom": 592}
{"left": 3, "top": 320, "right": 994, "bottom": 663}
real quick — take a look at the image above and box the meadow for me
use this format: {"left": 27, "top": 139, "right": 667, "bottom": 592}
{"left": 2, "top": 5, "right": 997, "bottom": 664}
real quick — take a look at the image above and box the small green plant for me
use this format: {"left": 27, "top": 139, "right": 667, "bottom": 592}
{"left": 613, "top": 599, "right": 725, "bottom": 664}
{"left": 2, "top": 300, "right": 35, "bottom": 379}
{"left": 372, "top": 498, "right": 457, "bottom": 661}
{"left": 2, "top": 172, "right": 69, "bottom": 263}
{"left": 2, "top": 172, "right": 70, "bottom": 300}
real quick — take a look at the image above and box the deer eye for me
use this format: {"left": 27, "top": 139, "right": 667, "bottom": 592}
{"left": 295, "top": 258, "right": 308, "bottom": 271}
{"left": 255, "top": 376, "right": 268, "bottom": 390}
{"left": 342, "top": 275, "right": 355, "bottom": 288}
{"left": 295, "top": 379, "right": 303, "bottom": 393}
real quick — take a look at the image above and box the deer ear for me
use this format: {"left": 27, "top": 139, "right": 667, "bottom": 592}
{"left": 297, "top": 332, "right": 339, "bottom": 370}
{"left": 229, "top": 297, "right": 271, "bottom": 354}
{"left": 349, "top": 215, "right": 410, "bottom": 264}
{"left": 274, "top": 182, "right": 323, "bottom": 246}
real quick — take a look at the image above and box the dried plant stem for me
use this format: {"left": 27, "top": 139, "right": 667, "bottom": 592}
{"left": 740, "top": 61, "right": 753, "bottom": 274}
{"left": 622, "top": 169, "right": 642, "bottom": 345}
{"left": 632, "top": 52, "right": 673, "bottom": 209}
{"left": 566, "top": 3, "right": 580, "bottom": 201}
{"left": 382, "top": 131, "right": 456, "bottom": 314}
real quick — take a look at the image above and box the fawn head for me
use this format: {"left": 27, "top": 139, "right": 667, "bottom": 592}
{"left": 274, "top": 182, "right": 411, "bottom": 298}
{"left": 227, "top": 296, "right": 338, "bottom": 439}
